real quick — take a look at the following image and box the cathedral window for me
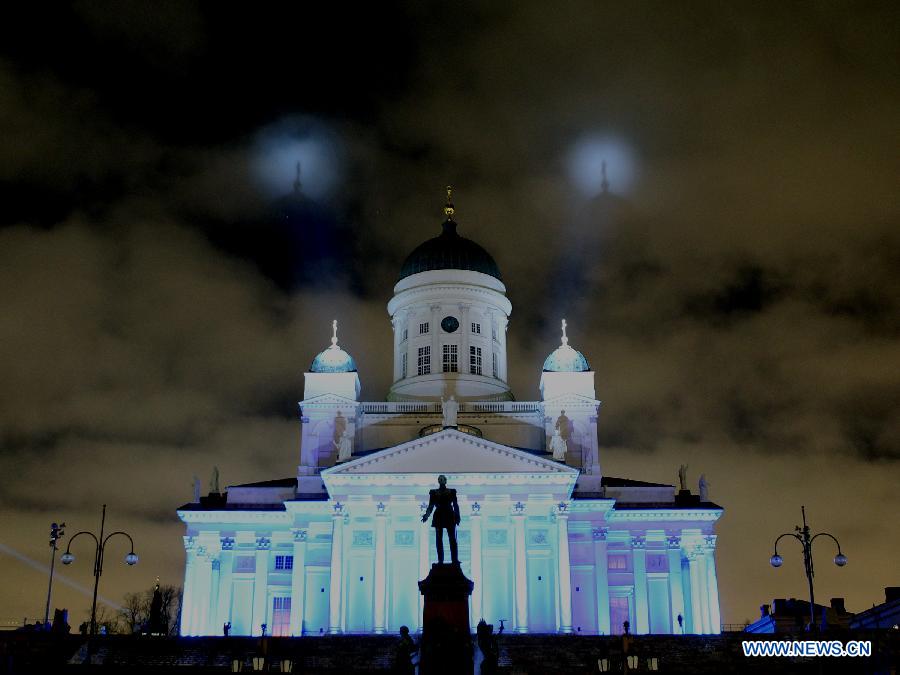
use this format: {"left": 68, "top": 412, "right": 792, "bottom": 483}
{"left": 271, "top": 597, "right": 291, "bottom": 637}
{"left": 442, "top": 344, "right": 458, "bottom": 372}
{"left": 608, "top": 554, "right": 627, "bottom": 570}
{"left": 401, "top": 351, "right": 407, "bottom": 378}
{"left": 417, "top": 346, "right": 431, "bottom": 375}
{"left": 401, "top": 327, "right": 408, "bottom": 342}
{"left": 274, "top": 555, "right": 293, "bottom": 571}
{"left": 492, "top": 352, "right": 498, "bottom": 378}
{"left": 471, "top": 322, "right": 481, "bottom": 334}
{"left": 469, "top": 346, "right": 483, "bottom": 375}
{"left": 419, "top": 322, "right": 429, "bottom": 335}
{"left": 492, "top": 321, "right": 498, "bottom": 341}
{"left": 610, "top": 597, "right": 631, "bottom": 635}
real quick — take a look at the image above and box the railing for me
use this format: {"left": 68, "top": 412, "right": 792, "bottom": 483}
{"left": 359, "top": 401, "right": 543, "bottom": 414}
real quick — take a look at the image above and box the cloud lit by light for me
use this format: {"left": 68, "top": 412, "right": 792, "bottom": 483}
{"left": 567, "top": 134, "right": 638, "bottom": 197}
{"left": 252, "top": 117, "right": 342, "bottom": 201}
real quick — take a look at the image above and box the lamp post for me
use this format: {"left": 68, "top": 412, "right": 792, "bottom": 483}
{"left": 44, "top": 521, "right": 66, "bottom": 627}
{"left": 60, "top": 504, "right": 139, "bottom": 635}
{"left": 769, "top": 505, "right": 847, "bottom": 631}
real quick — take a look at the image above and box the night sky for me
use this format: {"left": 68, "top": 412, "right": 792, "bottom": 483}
{"left": 1, "top": 2, "right": 898, "bottom": 627}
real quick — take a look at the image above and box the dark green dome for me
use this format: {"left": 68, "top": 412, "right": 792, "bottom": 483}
{"left": 399, "top": 220, "right": 502, "bottom": 281}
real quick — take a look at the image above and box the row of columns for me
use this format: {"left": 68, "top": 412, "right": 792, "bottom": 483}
{"left": 587, "top": 530, "right": 721, "bottom": 636}
{"left": 323, "top": 500, "right": 575, "bottom": 635}
{"left": 182, "top": 520, "right": 719, "bottom": 637}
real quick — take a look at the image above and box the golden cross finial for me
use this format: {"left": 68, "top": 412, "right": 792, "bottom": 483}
{"left": 331, "top": 319, "right": 338, "bottom": 347}
{"left": 443, "top": 185, "right": 455, "bottom": 219}
{"left": 561, "top": 318, "right": 569, "bottom": 345}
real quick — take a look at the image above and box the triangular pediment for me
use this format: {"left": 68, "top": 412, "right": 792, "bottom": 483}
{"left": 323, "top": 428, "right": 579, "bottom": 476}
{"left": 541, "top": 393, "right": 601, "bottom": 408}
{"left": 299, "top": 393, "right": 359, "bottom": 407}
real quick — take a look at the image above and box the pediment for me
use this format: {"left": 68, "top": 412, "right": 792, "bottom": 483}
{"left": 300, "top": 394, "right": 359, "bottom": 407}
{"left": 541, "top": 393, "right": 601, "bottom": 408}
{"left": 323, "top": 428, "right": 579, "bottom": 476}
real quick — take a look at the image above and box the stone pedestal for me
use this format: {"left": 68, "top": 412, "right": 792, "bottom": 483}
{"left": 418, "top": 563, "right": 474, "bottom": 675}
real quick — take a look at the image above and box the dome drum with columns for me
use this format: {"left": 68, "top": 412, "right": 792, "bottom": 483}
{"left": 177, "top": 189, "right": 723, "bottom": 639}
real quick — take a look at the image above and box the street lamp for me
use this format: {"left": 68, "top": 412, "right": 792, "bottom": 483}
{"left": 769, "top": 505, "right": 847, "bottom": 631}
{"left": 44, "top": 521, "right": 66, "bottom": 627}
{"left": 60, "top": 504, "right": 138, "bottom": 635}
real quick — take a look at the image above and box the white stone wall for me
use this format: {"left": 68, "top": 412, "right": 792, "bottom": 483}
{"left": 178, "top": 499, "right": 722, "bottom": 637}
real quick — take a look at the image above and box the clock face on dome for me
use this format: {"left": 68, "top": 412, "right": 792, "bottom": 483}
{"left": 441, "top": 316, "right": 460, "bottom": 333}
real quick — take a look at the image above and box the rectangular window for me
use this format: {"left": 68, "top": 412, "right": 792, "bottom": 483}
{"left": 401, "top": 351, "right": 407, "bottom": 378}
{"left": 608, "top": 554, "right": 627, "bottom": 570}
{"left": 492, "top": 321, "right": 498, "bottom": 342}
{"left": 417, "top": 346, "right": 431, "bottom": 375}
{"left": 469, "top": 346, "right": 482, "bottom": 375}
{"left": 442, "top": 344, "right": 458, "bottom": 372}
{"left": 274, "top": 555, "right": 294, "bottom": 571}
{"left": 610, "top": 596, "right": 631, "bottom": 635}
{"left": 401, "top": 328, "right": 408, "bottom": 342}
{"left": 492, "top": 352, "right": 498, "bottom": 378}
{"left": 419, "top": 322, "right": 429, "bottom": 335}
{"left": 471, "top": 322, "right": 481, "bottom": 334}
{"left": 271, "top": 596, "right": 291, "bottom": 637}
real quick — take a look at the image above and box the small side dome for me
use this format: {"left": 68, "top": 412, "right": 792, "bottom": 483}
{"left": 543, "top": 319, "right": 591, "bottom": 372}
{"left": 310, "top": 320, "right": 357, "bottom": 373}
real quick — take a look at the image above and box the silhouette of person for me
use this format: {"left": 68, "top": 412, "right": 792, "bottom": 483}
{"left": 421, "top": 475, "right": 461, "bottom": 564}
{"left": 393, "top": 625, "right": 417, "bottom": 674}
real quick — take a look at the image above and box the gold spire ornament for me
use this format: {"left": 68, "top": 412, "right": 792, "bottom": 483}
{"left": 443, "top": 185, "right": 455, "bottom": 219}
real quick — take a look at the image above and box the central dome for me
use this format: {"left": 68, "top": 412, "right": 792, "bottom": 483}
{"left": 399, "top": 219, "right": 502, "bottom": 281}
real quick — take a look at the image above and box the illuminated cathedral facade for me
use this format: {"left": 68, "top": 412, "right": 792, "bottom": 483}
{"left": 177, "top": 196, "right": 723, "bottom": 637}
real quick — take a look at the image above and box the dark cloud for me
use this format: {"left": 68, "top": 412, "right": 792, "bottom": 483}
{"left": 1, "top": 1, "right": 898, "bottom": 626}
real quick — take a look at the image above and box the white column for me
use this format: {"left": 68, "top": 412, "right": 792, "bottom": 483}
{"left": 180, "top": 537, "right": 197, "bottom": 636}
{"left": 328, "top": 506, "right": 345, "bottom": 633}
{"left": 216, "top": 540, "right": 234, "bottom": 633}
{"left": 687, "top": 550, "right": 704, "bottom": 633}
{"left": 556, "top": 504, "right": 573, "bottom": 633}
{"left": 430, "top": 304, "right": 440, "bottom": 372}
{"left": 418, "top": 501, "right": 429, "bottom": 630}
{"left": 252, "top": 537, "right": 270, "bottom": 636}
{"left": 512, "top": 505, "right": 528, "bottom": 633}
{"left": 704, "top": 536, "right": 721, "bottom": 634}
{"left": 470, "top": 503, "right": 483, "bottom": 623}
{"left": 289, "top": 529, "right": 308, "bottom": 636}
{"left": 208, "top": 557, "right": 221, "bottom": 635}
{"left": 193, "top": 551, "right": 213, "bottom": 635}
{"left": 696, "top": 549, "right": 712, "bottom": 633}
{"left": 374, "top": 505, "right": 388, "bottom": 634}
{"left": 631, "top": 535, "right": 649, "bottom": 634}
{"left": 592, "top": 527, "right": 610, "bottom": 635}
{"left": 666, "top": 535, "right": 685, "bottom": 634}
{"left": 460, "top": 304, "right": 470, "bottom": 374}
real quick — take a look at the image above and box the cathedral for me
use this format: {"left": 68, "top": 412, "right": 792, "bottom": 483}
{"left": 177, "top": 195, "right": 723, "bottom": 638}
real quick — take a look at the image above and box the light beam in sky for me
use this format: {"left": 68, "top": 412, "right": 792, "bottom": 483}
{"left": 0, "top": 541, "right": 122, "bottom": 610}
{"left": 252, "top": 117, "right": 343, "bottom": 201}
{"left": 566, "top": 134, "right": 638, "bottom": 197}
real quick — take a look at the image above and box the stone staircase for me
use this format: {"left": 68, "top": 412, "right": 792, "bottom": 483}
{"left": 0, "top": 631, "right": 896, "bottom": 674}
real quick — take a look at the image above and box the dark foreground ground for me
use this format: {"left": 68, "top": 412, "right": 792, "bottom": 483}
{"left": 0, "top": 631, "right": 897, "bottom": 674}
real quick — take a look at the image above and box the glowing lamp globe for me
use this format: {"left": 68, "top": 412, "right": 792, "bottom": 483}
{"left": 124, "top": 552, "right": 139, "bottom": 566}
{"left": 60, "top": 552, "right": 75, "bottom": 565}
{"left": 769, "top": 554, "right": 783, "bottom": 568}
{"left": 834, "top": 553, "right": 848, "bottom": 567}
